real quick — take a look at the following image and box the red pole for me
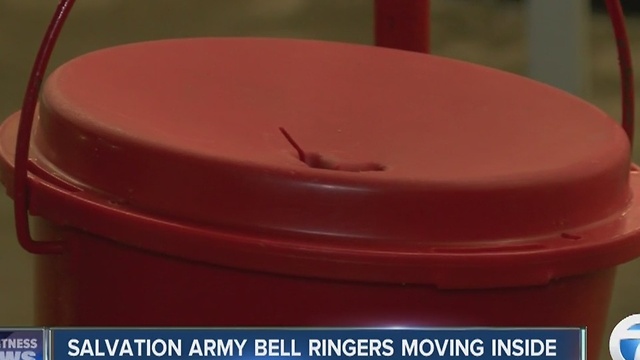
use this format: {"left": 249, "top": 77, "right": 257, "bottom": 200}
{"left": 374, "top": 0, "right": 430, "bottom": 53}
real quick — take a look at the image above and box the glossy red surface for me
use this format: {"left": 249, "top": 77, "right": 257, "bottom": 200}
{"left": 32, "top": 218, "right": 614, "bottom": 360}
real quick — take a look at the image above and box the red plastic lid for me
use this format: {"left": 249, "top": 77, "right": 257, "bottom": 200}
{"left": 3, "top": 38, "right": 640, "bottom": 288}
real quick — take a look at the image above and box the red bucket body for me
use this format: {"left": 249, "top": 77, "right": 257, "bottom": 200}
{"left": 33, "top": 219, "right": 616, "bottom": 360}
{"left": 2, "top": 38, "right": 640, "bottom": 360}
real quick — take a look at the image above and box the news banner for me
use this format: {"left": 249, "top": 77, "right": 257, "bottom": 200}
{"left": 0, "top": 328, "right": 586, "bottom": 360}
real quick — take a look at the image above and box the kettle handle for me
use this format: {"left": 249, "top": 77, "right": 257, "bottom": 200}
{"left": 12, "top": 0, "right": 634, "bottom": 255}
{"left": 606, "top": 0, "right": 636, "bottom": 149}
{"left": 14, "top": 0, "right": 74, "bottom": 254}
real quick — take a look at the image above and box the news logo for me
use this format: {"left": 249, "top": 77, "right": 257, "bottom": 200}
{"left": 0, "top": 329, "right": 45, "bottom": 360}
{"left": 610, "top": 314, "right": 640, "bottom": 360}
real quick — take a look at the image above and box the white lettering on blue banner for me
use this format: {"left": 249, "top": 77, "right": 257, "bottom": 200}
{"left": 47, "top": 328, "right": 584, "bottom": 360}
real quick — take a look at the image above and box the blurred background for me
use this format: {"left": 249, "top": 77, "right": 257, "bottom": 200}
{"left": 0, "top": 1, "right": 638, "bottom": 359}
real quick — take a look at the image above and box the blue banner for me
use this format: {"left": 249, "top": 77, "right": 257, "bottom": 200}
{"left": 49, "top": 328, "right": 584, "bottom": 360}
{"left": 0, "top": 329, "right": 46, "bottom": 360}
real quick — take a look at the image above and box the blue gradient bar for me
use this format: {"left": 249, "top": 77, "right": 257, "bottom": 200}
{"left": 49, "top": 328, "right": 583, "bottom": 360}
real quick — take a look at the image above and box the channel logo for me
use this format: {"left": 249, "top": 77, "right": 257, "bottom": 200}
{"left": 610, "top": 314, "right": 640, "bottom": 360}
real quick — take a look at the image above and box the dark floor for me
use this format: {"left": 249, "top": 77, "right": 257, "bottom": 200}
{"left": 0, "top": 2, "right": 639, "bottom": 360}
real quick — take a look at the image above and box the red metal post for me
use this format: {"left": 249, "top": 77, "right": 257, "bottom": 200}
{"left": 374, "top": 0, "right": 430, "bottom": 53}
